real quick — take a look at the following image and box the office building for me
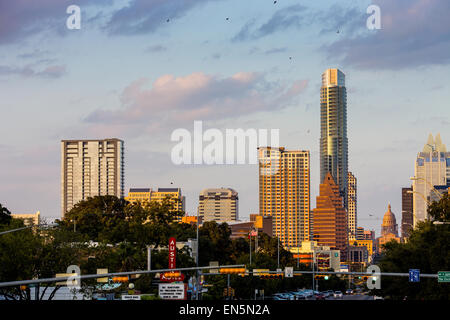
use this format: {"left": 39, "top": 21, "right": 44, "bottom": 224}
{"left": 11, "top": 211, "right": 40, "bottom": 227}
{"left": 292, "top": 241, "right": 341, "bottom": 272}
{"left": 320, "top": 68, "right": 348, "bottom": 208}
{"left": 312, "top": 173, "right": 348, "bottom": 261}
{"left": 347, "top": 172, "right": 357, "bottom": 240}
{"left": 355, "top": 226, "right": 365, "bottom": 240}
{"left": 258, "top": 147, "right": 310, "bottom": 247}
{"left": 61, "top": 139, "right": 124, "bottom": 217}
{"left": 250, "top": 213, "right": 273, "bottom": 237}
{"left": 413, "top": 133, "right": 450, "bottom": 227}
{"left": 198, "top": 188, "right": 238, "bottom": 223}
{"left": 125, "top": 187, "right": 186, "bottom": 221}
{"left": 401, "top": 187, "right": 413, "bottom": 239}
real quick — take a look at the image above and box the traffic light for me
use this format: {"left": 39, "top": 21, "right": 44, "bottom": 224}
{"left": 219, "top": 268, "right": 246, "bottom": 274}
{"left": 112, "top": 276, "right": 129, "bottom": 283}
{"left": 164, "top": 271, "right": 181, "bottom": 278}
{"left": 260, "top": 273, "right": 283, "bottom": 279}
{"left": 314, "top": 275, "right": 330, "bottom": 280}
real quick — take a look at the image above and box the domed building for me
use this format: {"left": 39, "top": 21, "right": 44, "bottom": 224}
{"left": 376, "top": 203, "right": 401, "bottom": 253}
{"left": 381, "top": 204, "right": 398, "bottom": 237}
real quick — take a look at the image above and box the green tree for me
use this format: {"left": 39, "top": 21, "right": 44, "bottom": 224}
{"left": 0, "top": 203, "right": 12, "bottom": 225}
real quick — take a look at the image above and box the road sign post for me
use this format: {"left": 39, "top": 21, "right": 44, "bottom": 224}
{"left": 438, "top": 271, "right": 450, "bottom": 283}
{"left": 285, "top": 267, "right": 294, "bottom": 278}
{"left": 409, "top": 269, "right": 420, "bottom": 282}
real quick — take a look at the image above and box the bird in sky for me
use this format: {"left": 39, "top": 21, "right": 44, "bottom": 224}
{"left": 226, "top": 17, "right": 229, "bottom": 21}
{"left": 274, "top": 1, "right": 277, "bottom": 4}
{"left": 167, "top": 18, "right": 170, "bottom": 22}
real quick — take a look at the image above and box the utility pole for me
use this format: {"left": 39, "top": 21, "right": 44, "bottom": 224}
{"left": 196, "top": 207, "right": 200, "bottom": 300}
{"left": 277, "top": 236, "right": 280, "bottom": 269}
{"left": 147, "top": 246, "right": 151, "bottom": 271}
{"left": 249, "top": 233, "right": 252, "bottom": 266}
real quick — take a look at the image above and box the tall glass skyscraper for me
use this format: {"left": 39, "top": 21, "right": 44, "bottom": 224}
{"left": 320, "top": 69, "right": 348, "bottom": 208}
{"left": 413, "top": 133, "right": 450, "bottom": 227}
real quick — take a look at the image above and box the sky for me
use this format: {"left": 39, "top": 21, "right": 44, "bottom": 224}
{"left": 1, "top": 0, "right": 449, "bottom": 237}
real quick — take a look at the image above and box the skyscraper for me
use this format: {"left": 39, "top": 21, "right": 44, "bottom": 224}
{"left": 320, "top": 68, "right": 348, "bottom": 208}
{"left": 401, "top": 187, "right": 413, "bottom": 239}
{"left": 312, "top": 173, "right": 348, "bottom": 261}
{"left": 258, "top": 147, "right": 310, "bottom": 247}
{"left": 61, "top": 138, "right": 124, "bottom": 217}
{"left": 198, "top": 188, "right": 238, "bottom": 223}
{"left": 347, "top": 171, "right": 357, "bottom": 240}
{"left": 412, "top": 133, "right": 450, "bottom": 227}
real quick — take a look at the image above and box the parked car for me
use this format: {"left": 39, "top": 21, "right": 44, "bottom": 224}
{"left": 373, "top": 295, "right": 384, "bottom": 300}
{"left": 315, "top": 293, "right": 326, "bottom": 300}
{"left": 292, "top": 292, "right": 307, "bottom": 300}
{"left": 333, "top": 291, "right": 343, "bottom": 299}
{"left": 271, "top": 295, "right": 287, "bottom": 300}
{"left": 321, "top": 291, "right": 330, "bottom": 298}
{"left": 345, "top": 289, "right": 353, "bottom": 295}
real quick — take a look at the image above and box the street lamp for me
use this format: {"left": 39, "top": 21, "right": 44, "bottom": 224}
{"left": 410, "top": 176, "right": 443, "bottom": 200}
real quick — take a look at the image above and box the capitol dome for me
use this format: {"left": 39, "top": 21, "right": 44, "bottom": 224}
{"left": 381, "top": 203, "right": 398, "bottom": 237}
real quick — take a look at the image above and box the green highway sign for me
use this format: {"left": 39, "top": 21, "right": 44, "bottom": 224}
{"left": 438, "top": 271, "right": 450, "bottom": 283}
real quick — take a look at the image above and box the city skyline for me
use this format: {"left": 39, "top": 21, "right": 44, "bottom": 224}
{"left": 1, "top": 0, "right": 450, "bottom": 238}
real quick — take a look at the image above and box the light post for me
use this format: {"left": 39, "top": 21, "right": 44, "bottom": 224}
{"left": 196, "top": 207, "right": 200, "bottom": 300}
{"left": 277, "top": 236, "right": 280, "bottom": 269}
{"left": 410, "top": 176, "right": 443, "bottom": 200}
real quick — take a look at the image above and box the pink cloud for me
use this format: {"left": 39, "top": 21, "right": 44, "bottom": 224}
{"left": 85, "top": 71, "right": 309, "bottom": 137}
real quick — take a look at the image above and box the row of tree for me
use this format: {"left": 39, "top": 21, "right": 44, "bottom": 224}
{"left": 1, "top": 193, "right": 449, "bottom": 299}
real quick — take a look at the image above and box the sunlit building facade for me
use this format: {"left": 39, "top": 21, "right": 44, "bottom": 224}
{"left": 258, "top": 147, "right": 310, "bottom": 248}
{"left": 61, "top": 139, "right": 124, "bottom": 217}
{"left": 320, "top": 68, "right": 348, "bottom": 208}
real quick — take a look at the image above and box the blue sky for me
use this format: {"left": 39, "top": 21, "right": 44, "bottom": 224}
{"left": 1, "top": 0, "right": 449, "bottom": 237}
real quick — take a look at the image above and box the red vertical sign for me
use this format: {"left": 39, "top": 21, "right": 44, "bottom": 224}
{"left": 169, "top": 237, "right": 176, "bottom": 269}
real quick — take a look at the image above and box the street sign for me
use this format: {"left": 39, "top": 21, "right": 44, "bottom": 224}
{"left": 169, "top": 237, "right": 176, "bottom": 269}
{"left": 340, "top": 264, "right": 349, "bottom": 273}
{"left": 121, "top": 295, "right": 141, "bottom": 300}
{"left": 409, "top": 269, "right": 420, "bottom": 282}
{"left": 438, "top": 271, "right": 450, "bottom": 283}
{"left": 159, "top": 283, "right": 186, "bottom": 300}
{"left": 253, "top": 269, "right": 269, "bottom": 276}
{"left": 285, "top": 267, "right": 294, "bottom": 278}
{"left": 209, "top": 261, "right": 219, "bottom": 274}
{"left": 97, "top": 268, "right": 108, "bottom": 283}
{"left": 160, "top": 272, "right": 185, "bottom": 282}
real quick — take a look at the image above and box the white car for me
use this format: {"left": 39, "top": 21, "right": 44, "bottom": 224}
{"left": 333, "top": 291, "right": 343, "bottom": 299}
{"left": 373, "top": 295, "right": 384, "bottom": 300}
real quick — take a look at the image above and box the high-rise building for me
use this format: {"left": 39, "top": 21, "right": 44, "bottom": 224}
{"left": 401, "top": 187, "right": 413, "bottom": 239}
{"left": 61, "top": 139, "right": 124, "bottom": 217}
{"left": 312, "top": 173, "right": 348, "bottom": 261}
{"left": 258, "top": 147, "right": 310, "bottom": 247}
{"left": 320, "top": 68, "right": 348, "bottom": 208}
{"left": 412, "top": 134, "right": 450, "bottom": 227}
{"left": 347, "top": 171, "right": 357, "bottom": 240}
{"left": 125, "top": 187, "right": 186, "bottom": 221}
{"left": 198, "top": 188, "right": 238, "bottom": 223}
